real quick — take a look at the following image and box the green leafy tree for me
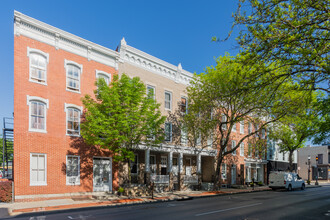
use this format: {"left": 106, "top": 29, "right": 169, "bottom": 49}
{"left": 81, "top": 74, "right": 166, "bottom": 183}
{"left": 231, "top": 0, "right": 329, "bottom": 92}
{"left": 268, "top": 94, "right": 321, "bottom": 171}
{"left": 185, "top": 54, "right": 307, "bottom": 189}
{"left": 313, "top": 97, "right": 330, "bottom": 144}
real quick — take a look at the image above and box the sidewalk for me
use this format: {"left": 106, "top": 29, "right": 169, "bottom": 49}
{"left": 0, "top": 185, "right": 317, "bottom": 218}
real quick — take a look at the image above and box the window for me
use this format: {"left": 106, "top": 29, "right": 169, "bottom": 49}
{"left": 180, "top": 97, "right": 188, "bottom": 114}
{"left": 165, "top": 122, "right": 172, "bottom": 142}
{"left": 232, "top": 140, "right": 236, "bottom": 155}
{"left": 147, "top": 85, "right": 155, "bottom": 100}
{"left": 262, "top": 129, "right": 266, "bottom": 139}
{"left": 65, "top": 104, "right": 82, "bottom": 136}
{"left": 282, "top": 152, "right": 285, "bottom": 161}
{"left": 30, "top": 153, "right": 46, "bottom": 186}
{"left": 248, "top": 122, "right": 252, "bottom": 134}
{"left": 164, "top": 91, "right": 172, "bottom": 110}
{"left": 27, "top": 96, "right": 49, "bottom": 133}
{"left": 96, "top": 70, "right": 111, "bottom": 85}
{"left": 248, "top": 143, "right": 252, "bottom": 157}
{"left": 240, "top": 121, "right": 244, "bottom": 134}
{"left": 221, "top": 115, "right": 227, "bottom": 130}
{"left": 66, "top": 156, "right": 80, "bottom": 185}
{"left": 240, "top": 142, "right": 245, "bottom": 156}
{"left": 207, "top": 133, "right": 214, "bottom": 148}
{"left": 181, "top": 128, "right": 187, "bottom": 145}
{"left": 27, "top": 47, "right": 49, "bottom": 85}
{"left": 65, "top": 60, "right": 82, "bottom": 93}
{"left": 221, "top": 163, "right": 227, "bottom": 179}
{"left": 232, "top": 123, "right": 237, "bottom": 132}
{"left": 131, "top": 154, "right": 138, "bottom": 174}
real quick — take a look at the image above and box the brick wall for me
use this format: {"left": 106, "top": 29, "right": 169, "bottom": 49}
{"left": 14, "top": 35, "right": 118, "bottom": 198}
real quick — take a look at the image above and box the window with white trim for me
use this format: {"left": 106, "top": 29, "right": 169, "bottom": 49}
{"left": 181, "top": 127, "right": 187, "bottom": 145}
{"left": 147, "top": 85, "right": 155, "bottom": 100}
{"left": 262, "top": 129, "right": 266, "bottom": 139}
{"left": 232, "top": 122, "right": 237, "bottom": 132}
{"left": 30, "top": 153, "right": 46, "bottom": 186}
{"left": 27, "top": 96, "right": 49, "bottom": 133}
{"left": 240, "top": 121, "right": 244, "bottom": 134}
{"left": 248, "top": 143, "right": 252, "bottom": 157}
{"left": 66, "top": 107, "right": 81, "bottom": 136}
{"left": 65, "top": 60, "right": 82, "bottom": 93}
{"left": 96, "top": 72, "right": 111, "bottom": 85}
{"left": 232, "top": 140, "right": 236, "bottom": 155}
{"left": 240, "top": 142, "right": 245, "bottom": 156}
{"left": 221, "top": 115, "right": 227, "bottom": 130}
{"left": 165, "top": 122, "right": 172, "bottom": 142}
{"left": 248, "top": 122, "right": 252, "bottom": 134}
{"left": 164, "top": 91, "right": 172, "bottom": 110}
{"left": 221, "top": 163, "right": 227, "bottom": 179}
{"left": 27, "top": 48, "right": 49, "bottom": 85}
{"left": 66, "top": 155, "right": 80, "bottom": 185}
{"left": 180, "top": 97, "right": 188, "bottom": 114}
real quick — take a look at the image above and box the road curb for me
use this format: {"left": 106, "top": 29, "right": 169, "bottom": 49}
{"left": 8, "top": 188, "right": 272, "bottom": 218}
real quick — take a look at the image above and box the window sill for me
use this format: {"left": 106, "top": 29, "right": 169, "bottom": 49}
{"left": 66, "top": 133, "right": 80, "bottom": 137}
{"left": 29, "top": 129, "right": 47, "bottom": 133}
{"left": 66, "top": 183, "right": 81, "bottom": 186}
{"left": 30, "top": 183, "right": 47, "bottom": 186}
{"left": 66, "top": 88, "right": 81, "bottom": 94}
{"left": 29, "top": 79, "right": 47, "bottom": 86}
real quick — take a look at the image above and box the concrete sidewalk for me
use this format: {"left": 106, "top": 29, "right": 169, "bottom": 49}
{"left": 0, "top": 185, "right": 320, "bottom": 218}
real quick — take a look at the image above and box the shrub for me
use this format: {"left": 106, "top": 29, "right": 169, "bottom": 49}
{"left": 0, "top": 180, "right": 12, "bottom": 202}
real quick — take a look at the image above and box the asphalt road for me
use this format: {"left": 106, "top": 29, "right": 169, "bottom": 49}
{"left": 11, "top": 186, "right": 330, "bottom": 220}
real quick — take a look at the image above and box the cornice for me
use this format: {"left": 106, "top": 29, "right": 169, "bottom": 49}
{"left": 14, "top": 11, "right": 119, "bottom": 69}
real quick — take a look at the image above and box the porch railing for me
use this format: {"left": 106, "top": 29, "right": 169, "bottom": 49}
{"left": 150, "top": 174, "right": 169, "bottom": 184}
{"left": 183, "top": 175, "right": 198, "bottom": 184}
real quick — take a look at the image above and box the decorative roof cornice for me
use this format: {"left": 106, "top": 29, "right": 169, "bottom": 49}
{"left": 118, "top": 38, "right": 194, "bottom": 85}
{"left": 14, "top": 11, "right": 119, "bottom": 69}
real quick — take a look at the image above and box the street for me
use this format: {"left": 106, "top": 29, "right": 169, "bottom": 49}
{"left": 11, "top": 186, "right": 330, "bottom": 220}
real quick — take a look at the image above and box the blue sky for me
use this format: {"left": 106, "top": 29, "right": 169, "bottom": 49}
{"left": 0, "top": 0, "right": 241, "bottom": 123}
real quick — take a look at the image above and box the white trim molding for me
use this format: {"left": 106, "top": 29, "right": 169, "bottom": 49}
{"left": 27, "top": 95, "right": 49, "bottom": 108}
{"left": 14, "top": 10, "right": 118, "bottom": 68}
{"left": 64, "top": 103, "right": 83, "bottom": 112}
{"left": 95, "top": 70, "right": 111, "bottom": 85}
{"left": 30, "top": 153, "right": 47, "bottom": 186}
{"left": 64, "top": 59, "right": 83, "bottom": 94}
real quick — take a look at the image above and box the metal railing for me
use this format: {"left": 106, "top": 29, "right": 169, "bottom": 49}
{"left": 183, "top": 175, "right": 198, "bottom": 184}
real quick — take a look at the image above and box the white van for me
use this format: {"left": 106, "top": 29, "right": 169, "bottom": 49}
{"left": 269, "top": 172, "right": 305, "bottom": 191}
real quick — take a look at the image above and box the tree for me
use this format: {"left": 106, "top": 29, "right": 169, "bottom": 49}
{"left": 81, "top": 74, "right": 166, "bottom": 183}
{"left": 231, "top": 0, "right": 329, "bottom": 92}
{"left": 268, "top": 94, "right": 321, "bottom": 171}
{"left": 185, "top": 54, "right": 307, "bottom": 189}
{"left": 313, "top": 97, "right": 330, "bottom": 144}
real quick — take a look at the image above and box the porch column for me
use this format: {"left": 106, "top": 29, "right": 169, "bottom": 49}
{"left": 168, "top": 152, "right": 173, "bottom": 190}
{"left": 178, "top": 152, "right": 183, "bottom": 191}
{"left": 197, "top": 154, "right": 202, "bottom": 190}
{"left": 145, "top": 149, "right": 150, "bottom": 184}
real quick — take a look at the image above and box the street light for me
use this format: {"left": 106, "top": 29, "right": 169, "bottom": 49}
{"left": 307, "top": 156, "right": 311, "bottom": 185}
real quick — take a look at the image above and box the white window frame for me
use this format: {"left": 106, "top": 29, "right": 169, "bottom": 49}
{"left": 248, "top": 143, "right": 252, "bottom": 157}
{"left": 180, "top": 96, "right": 188, "bottom": 114}
{"left": 232, "top": 122, "right": 236, "bottom": 132}
{"left": 164, "top": 91, "right": 172, "bottom": 111}
{"left": 131, "top": 154, "right": 138, "bottom": 175}
{"left": 27, "top": 47, "right": 49, "bottom": 85}
{"left": 147, "top": 85, "right": 156, "bottom": 100}
{"left": 65, "top": 59, "right": 83, "bottom": 93}
{"left": 248, "top": 122, "right": 252, "bottom": 134}
{"left": 66, "top": 155, "right": 80, "bottom": 185}
{"left": 65, "top": 103, "right": 83, "bottom": 136}
{"left": 30, "top": 153, "right": 47, "bottom": 186}
{"left": 221, "top": 115, "right": 227, "bottom": 130}
{"left": 221, "top": 163, "right": 227, "bottom": 180}
{"left": 95, "top": 70, "right": 111, "bottom": 85}
{"left": 165, "top": 122, "right": 172, "bottom": 142}
{"left": 240, "top": 142, "right": 245, "bottom": 156}
{"left": 181, "top": 127, "right": 188, "bottom": 145}
{"left": 240, "top": 121, "right": 245, "bottom": 134}
{"left": 27, "top": 95, "right": 49, "bottom": 133}
{"left": 232, "top": 140, "right": 236, "bottom": 155}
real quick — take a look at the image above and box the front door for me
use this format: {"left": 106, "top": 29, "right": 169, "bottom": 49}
{"left": 231, "top": 165, "right": 236, "bottom": 184}
{"left": 93, "top": 158, "right": 112, "bottom": 192}
{"left": 185, "top": 158, "right": 192, "bottom": 175}
{"left": 161, "top": 156, "right": 167, "bottom": 175}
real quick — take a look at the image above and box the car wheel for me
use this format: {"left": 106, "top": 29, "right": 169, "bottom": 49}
{"left": 288, "top": 184, "right": 292, "bottom": 191}
{"left": 301, "top": 184, "right": 305, "bottom": 190}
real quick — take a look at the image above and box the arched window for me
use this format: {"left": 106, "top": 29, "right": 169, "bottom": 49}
{"left": 27, "top": 47, "right": 49, "bottom": 84}
{"left": 65, "top": 60, "right": 82, "bottom": 93}
{"left": 65, "top": 104, "right": 82, "bottom": 136}
{"left": 27, "top": 95, "right": 49, "bottom": 132}
{"left": 96, "top": 70, "right": 111, "bottom": 85}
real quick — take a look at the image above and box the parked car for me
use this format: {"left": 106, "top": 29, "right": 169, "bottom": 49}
{"left": 269, "top": 171, "right": 305, "bottom": 191}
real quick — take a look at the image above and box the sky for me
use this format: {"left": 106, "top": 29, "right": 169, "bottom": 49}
{"left": 0, "top": 0, "right": 241, "bottom": 124}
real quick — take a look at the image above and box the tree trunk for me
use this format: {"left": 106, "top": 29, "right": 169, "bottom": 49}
{"left": 213, "top": 151, "right": 223, "bottom": 191}
{"left": 288, "top": 150, "right": 294, "bottom": 172}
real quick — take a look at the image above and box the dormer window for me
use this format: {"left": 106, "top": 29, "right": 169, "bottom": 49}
{"left": 27, "top": 47, "right": 49, "bottom": 85}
